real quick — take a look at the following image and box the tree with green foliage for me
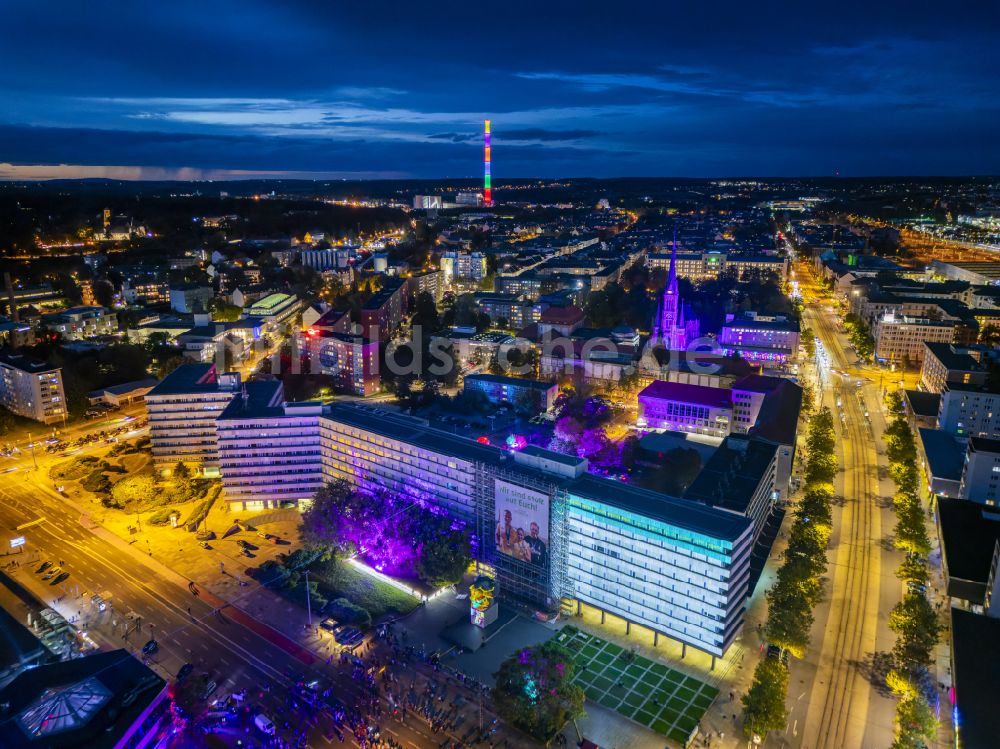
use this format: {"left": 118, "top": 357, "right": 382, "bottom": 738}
{"left": 765, "top": 582, "right": 815, "bottom": 658}
{"left": 893, "top": 499, "right": 931, "bottom": 556}
{"left": 742, "top": 657, "right": 789, "bottom": 739}
{"left": 889, "top": 591, "right": 939, "bottom": 669}
{"left": 416, "top": 524, "right": 472, "bottom": 587}
{"left": 493, "top": 640, "right": 585, "bottom": 741}
{"left": 890, "top": 693, "right": 937, "bottom": 749}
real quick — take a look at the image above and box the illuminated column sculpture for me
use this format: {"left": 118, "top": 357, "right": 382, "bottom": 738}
{"left": 470, "top": 575, "right": 498, "bottom": 628}
{"left": 483, "top": 119, "right": 493, "bottom": 207}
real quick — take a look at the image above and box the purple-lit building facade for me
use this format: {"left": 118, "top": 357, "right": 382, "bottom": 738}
{"left": 717, "top": 313, "right": 800, "bottom": 365}
{"left": 319, "top": 403, "right": 753, "bottom": 658}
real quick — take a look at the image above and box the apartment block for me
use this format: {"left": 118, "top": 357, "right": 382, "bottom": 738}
{"left": 144, "top": 364, "right": 241, "bottom": 475}
{"left": 0, "top": 353, "right": 66, "bottom": 424}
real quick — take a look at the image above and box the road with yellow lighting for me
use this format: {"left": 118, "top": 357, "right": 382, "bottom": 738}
{"left": 787, "top": 262, "right": 904, "bottom": 749}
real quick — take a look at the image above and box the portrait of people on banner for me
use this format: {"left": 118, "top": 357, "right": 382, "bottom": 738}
{"left": 494, "top": 481, "right": 549, "bottom": 568}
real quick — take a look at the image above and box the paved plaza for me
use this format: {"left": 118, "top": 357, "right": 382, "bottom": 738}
{"left": 559, "top": 625, "right": 719, "bottom": 746}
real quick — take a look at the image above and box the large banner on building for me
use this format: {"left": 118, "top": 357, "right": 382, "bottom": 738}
{"left": 494, "top": 480, "right": 549, "bottom": 567}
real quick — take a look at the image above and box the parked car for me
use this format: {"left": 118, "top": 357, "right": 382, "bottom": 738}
{"left": 36, "top": 560, "right": 52, "bottom": 574}
{"left": 177, "top": 663, "right": 194, "bottom": 681}
{"left": 142, "top": 640, "right": 158, "bottom": 655}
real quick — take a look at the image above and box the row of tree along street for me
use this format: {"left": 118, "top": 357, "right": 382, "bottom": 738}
{"left": 882, "top": 393, "right": 940, "bottom": 749}
{"left": 742, "top": 405, "right": 836, "bottom": 741}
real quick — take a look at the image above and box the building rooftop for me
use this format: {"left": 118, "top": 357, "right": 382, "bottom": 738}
{"left": 923, "top": 342, "right": 985, "bottom": 373}
{"left": 937, "top": 498, "right": 1000, "bottom": 603}
{"left": 146, "top": 363, "right": 237, "bottom": 397}
{"left": 539, "top": 305, "right": 584, "bottom": 324}
{"left": 218, "top": 380, "right": 286, "bottom": 420}
{"left": 951, "top": 608, "right": 1000, "bottom": 749}
{"left": 464, "top": 373, "right": 556, "bottom": 391}
{"left": 904, "top": 389, "right": 941, "bottom": 419}
{"left": 322, "top": 403, "right": 751, "bottom": 543}
{"left": 722, "top": 317, "right": 800, "bottom": 333}
{"left": 969, "top": 435, "right": 1000, "bottom": 453}
{"left": 639, "top": 380, "right": 732, "bottom": 410}
{"left": 0, "top": 649, "right": 165, "bottom": 749}
{"left": 684, "top": 436, "right": 779, "bottom": 515}
{"left": 0, "top": 353, "right": 60, "bottom": 375}
{"left": 917, "top": 428, "right": 966, "bottom": 483}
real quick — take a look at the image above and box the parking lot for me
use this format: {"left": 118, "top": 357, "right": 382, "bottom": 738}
{"left": 558, "top": 625, "right": 719, "bottom": 746}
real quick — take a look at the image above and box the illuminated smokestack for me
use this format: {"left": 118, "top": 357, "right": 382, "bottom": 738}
{"left": 483, "top": 119, "right": 492, "bottom": 207}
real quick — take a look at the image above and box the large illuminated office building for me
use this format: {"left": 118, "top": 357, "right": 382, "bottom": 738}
{"left": 321, "top": 404, "right": 752, "bottom": 659}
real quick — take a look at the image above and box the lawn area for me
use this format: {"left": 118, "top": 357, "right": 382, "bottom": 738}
{"left": 556, "top": 625, "right": 719, "bottom": 745}
{"left": 312, "top": 559, "right": 420, "bottom": 621}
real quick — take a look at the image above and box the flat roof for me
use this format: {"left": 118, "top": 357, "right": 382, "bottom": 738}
{"left": 246, "top": 292, "right": 295, "bottom": 311}
{"left": 723, "top": 317, "right": 800, "bottom": 332}
{"left": 321, "top": 403, "right": 750, "bottom": 542}
{"left": 464, "top": 373, "right": 556, "bottom": 391}
{"left": 685, "top": 436, "right": 779, "bottom": 514}
{"left": 0, "top": 353, "right": 60, "bottom": 375}
{"left": 918, "top": 428, "right": 966, "bottom": 482}
{"left": 923, "top": 342, "right": 984, "bottom": 372}
{"left": 937, "top": 498, "right": 1000, "bottom": 587}
{"left": 951, "top": 608, "right": 1000, "bottom": 749}
{"left": 904, "top": 389, "right": 941, "bottom": 419}
{"left": 218, "top": 380, "right": 284, "bottom": 420}
{"left": 146, "top": 363, "right": 219, "bottom": 396}
{"left": 639, "top": 380, "right": 732, "bottom": 410}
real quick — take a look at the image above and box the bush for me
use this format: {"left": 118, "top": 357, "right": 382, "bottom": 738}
{"left": 323, "top": 597, "right": 372, "bottom": 629}
{"left": 111, "top": 474, "right": 158, "bottom": 508}
{"left": 148, "top": 508, "right": 178, "bottom": 526}
{"left": 81, "top": 469, "right": 111, "bottom": 494}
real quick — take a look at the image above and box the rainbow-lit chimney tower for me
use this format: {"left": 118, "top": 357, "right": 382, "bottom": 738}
{"left": 483, "top": 119, "right": 493, "bottom": 207}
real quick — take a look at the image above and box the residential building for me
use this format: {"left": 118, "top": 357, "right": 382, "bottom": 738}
{"left": 144, "top": 364, "right": 241, "bottom": 475}
{"left": 440, "top": 252, "right": 488, "bottom": 284}
{"left": 475, "top": 293, "right": 546, "bottom": 328}
{"left": 359, "top": 278, "right": 407, "bottom": 339}
{"left": 0, "top": 353, "right": 66, "bottom": 424}
{"left": 41, "top": 306, "right": 117, "bottom": 340}
{"left": 303, "top": 328, "right": 381, "bottom": 396}
{"left": 463, "top": 373, "right": 558, "bottom": 413}
{"left": 920, "top": 342, "right": 989, "bottom": 394}
{"left": 121, "top": 278, "right": 169, "bottom": 305}
{"left": 169, "top": 284, "right": 213, "bottom": 314}
{"left": 408, "top": 270, "right": 442, "bottom": 304}
{"left": 647, "top": 251, "right": 788, "bottom": 284}
{"left": 959, "top": 436, "right": 1000, "bottom": 505}
{"left": 873, "top": 314, "right": 963, "bottom": 364}
{"left": 216, "top": 381, "right": 323, "bottom": 509}
{"left": 938, "top": 383, "right": 1000, "bottom": 439}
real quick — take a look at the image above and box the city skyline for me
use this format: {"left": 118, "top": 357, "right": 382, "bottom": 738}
{"left": 0, "top": 1, "right": 998, "bottom": 180}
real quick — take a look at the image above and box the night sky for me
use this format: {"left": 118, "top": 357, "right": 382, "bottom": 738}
{"left": 0, "top": 1, "right": 996, "bottom": 180}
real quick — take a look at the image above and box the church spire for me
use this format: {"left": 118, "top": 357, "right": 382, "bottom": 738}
{"left": 667, "top": 225, "right": 678, "bottom": 295}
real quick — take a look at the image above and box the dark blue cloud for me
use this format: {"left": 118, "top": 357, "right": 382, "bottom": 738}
{"left": 0, "top": 1, "right": 997, "bottom": 177}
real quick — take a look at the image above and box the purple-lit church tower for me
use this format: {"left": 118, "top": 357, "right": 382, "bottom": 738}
{"left": 648, "top": 230, "right": 699, "bottom": 351}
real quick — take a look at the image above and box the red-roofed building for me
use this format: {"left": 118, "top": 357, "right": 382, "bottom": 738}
{"left": 538, "top": 305, "right": 584, "bottom": 337}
